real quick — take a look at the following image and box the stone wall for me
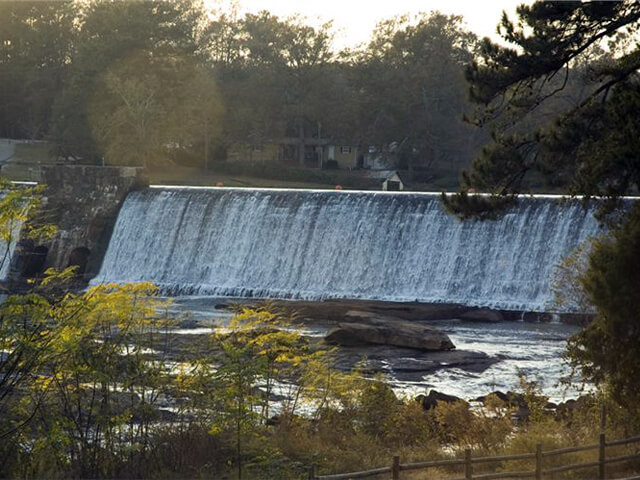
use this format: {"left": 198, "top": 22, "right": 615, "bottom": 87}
{"left": 17, "top": 165, "right": 148, "bottom": 280}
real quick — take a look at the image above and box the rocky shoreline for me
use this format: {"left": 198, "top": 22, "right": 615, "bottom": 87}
{"left": 416, "top": 388, "right": 593, "bottom": 424}
{"left": 246, "top": 298, "right": 594, "bottom": 327}
{"left": 162, "top": 296, "right": 589, "bottom": 404}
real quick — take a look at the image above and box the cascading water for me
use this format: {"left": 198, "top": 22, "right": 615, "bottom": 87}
{"left": 0, "top": 220, "right": 21, "bottom": 282}
{"left": 91, "top": 187, "right": 602, "bottom": 312}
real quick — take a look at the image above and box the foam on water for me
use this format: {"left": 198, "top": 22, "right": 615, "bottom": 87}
{"left": 92, "top": 187, "right": 602, "bottom": 312}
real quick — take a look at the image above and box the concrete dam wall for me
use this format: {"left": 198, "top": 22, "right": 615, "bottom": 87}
{"left": 8, "top": 166, "right": 147, "bottom": 282}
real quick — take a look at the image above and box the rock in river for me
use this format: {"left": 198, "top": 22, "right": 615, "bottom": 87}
{"left": 332, "top": 345, "right": 498, "bottom": 382}
{"left": 417, "top": 390, "right": 467, "bottom": 410}
{"left": 459, "top": 308, "right": 504, "bottom": 323}
{"left": 325, "top": 314, "right": 454, "bottom": 351}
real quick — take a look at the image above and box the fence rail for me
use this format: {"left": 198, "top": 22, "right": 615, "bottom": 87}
{"left": 310, "top": 432, "right": 640, "bottom": 480}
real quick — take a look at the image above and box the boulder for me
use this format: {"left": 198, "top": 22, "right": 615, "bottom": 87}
{"left": 473, "top": 390, "right": 510, "bottom": 404}
{"left": 474, "top": 390, "right": 527, "bottom": 408}
{"left": 459, "top": 308, "right": 504, "bottom": 323}
{"left": 522, "top": 312, "right": 553, "bottom": 323}
{"left": 325, "top": 316, "right": 454, "bottom": 351}
{"left": 417, "top": 390, "right": 466, "bottom": 410}
{"left": 500, "top": 310, "right": 525, "bottom": 321}
{"left": 555, "top": 395, "right": 593, "bottom": 419}
{"left": 331, "top": 346, "right": 497, "bottom": 381}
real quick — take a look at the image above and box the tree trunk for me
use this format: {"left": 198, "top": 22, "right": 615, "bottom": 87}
{"left": 204, "top": 117, "right": 209, "bottom": 171}
{"left": 407, "top": 155, "right": 414, "bottom": 182}
{"left": 298, "top": 118, "right": 305, "bottom": 166}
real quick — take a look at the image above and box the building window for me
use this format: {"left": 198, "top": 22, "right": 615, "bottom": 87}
{"left": 340, "top": 146, "right": 352, "bottom": 154}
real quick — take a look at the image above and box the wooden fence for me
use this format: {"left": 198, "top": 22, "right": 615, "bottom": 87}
{"left": 309, "top": 433, "right": 640, "bottom": 480}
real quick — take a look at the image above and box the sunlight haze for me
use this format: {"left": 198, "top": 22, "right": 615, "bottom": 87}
{"left": 207, "top": 0, "right": 529, "bottom": 48}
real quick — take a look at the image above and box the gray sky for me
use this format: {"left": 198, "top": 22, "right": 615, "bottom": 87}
{"left": 206, "top": 0, "right": 529, "bottom": 49}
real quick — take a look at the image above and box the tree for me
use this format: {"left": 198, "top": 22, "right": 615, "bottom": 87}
{"left": 50, "top": 0, "right": 204, "bottom": 162}
{"left": 447, "top": 1, "right": 640, "bottom": 403}
{"left": 352, "top": 13, "right": 482, "bottom": 177}
{"left": 89, "top": 53, "right": 222, "bottom": 168}
{"left": 202, "top": 11, "right": 339, "bottom": 165}
{"left": 451, "top": 1, "right": 640, "bottom": 203}
{"left": 35, "top": 282, "right": 171, "bottom": 478}
{"left": 0, "top": 1, "right": 74, "bottom": 139}
{"left": 0, "top": 278, "right": 178, "bottom": 478}
{"left": 0, "top": 179, "right": 56, "bottom": 440}
{"left": 185, "top": 66, "right": 225, "bottom": 171}
{"left": 566, "top": 205, "right": 640, "bottom": 405}
{"left": 210, "top": 307, "right": 310, "bottom": 479}
{"left": 207, "top": 305, "right": 365, "bottom": 479}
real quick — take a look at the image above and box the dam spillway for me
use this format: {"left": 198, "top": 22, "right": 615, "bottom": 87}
{"left": 91, "top": 187, "right": 602, "bottom": 312}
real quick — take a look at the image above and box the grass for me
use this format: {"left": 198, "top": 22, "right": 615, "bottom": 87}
{"left": 148, "top": 165, "right": 338, "bottom": 189}
{"left": 0, "top": 138, "right": 467, "bottom": 191}
{"left": 0, "top": 139, "right": 55, "bottom": 182}
{"left": 13, "top": 142, "right": 52, "bottom": 164}
{"left": 0, "top": 139, "right": 52, "bottom": 164}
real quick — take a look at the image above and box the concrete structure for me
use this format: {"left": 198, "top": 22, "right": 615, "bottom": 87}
{"left": 14, "top": 165, "right": 148, "bottom": 281}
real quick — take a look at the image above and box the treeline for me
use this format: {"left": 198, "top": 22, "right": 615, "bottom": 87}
{"left": 0, "top": 0, "right": 485, "bottom": 176}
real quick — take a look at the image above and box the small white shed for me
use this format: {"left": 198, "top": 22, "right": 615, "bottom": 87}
{"left": 366, "top": 170, "right": 405, "bottom": 191}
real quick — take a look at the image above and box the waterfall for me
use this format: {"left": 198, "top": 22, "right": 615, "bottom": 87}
{"left": 0, "top": 220, "right": 21, "bottom": 282}
{"left": 91, "top": 187, "right": 603, "bottom": 312}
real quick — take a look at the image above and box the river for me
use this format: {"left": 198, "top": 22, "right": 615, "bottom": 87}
{"left": 166, "top": 297, "right": 587, "bottom": 403}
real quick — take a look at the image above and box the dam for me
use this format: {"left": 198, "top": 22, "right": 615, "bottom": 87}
{"left": 90, "top": 186, "right": 602, "bottom": 313}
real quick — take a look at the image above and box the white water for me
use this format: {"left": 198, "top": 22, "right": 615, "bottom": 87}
{"left": 0, "top": 220, "right": 21, "bottom": 281}
{"left": 92, "top": 187, "right": 602, "bottom": 312}
{"left": 160, "top": 298, "right": 585, "bottom": 402}
{"left": 392, "top": 319, "right": 587, "bottom": 402}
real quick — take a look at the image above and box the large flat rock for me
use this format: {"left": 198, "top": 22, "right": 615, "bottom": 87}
{"left": 331, "top": 345, "right": 497, "bottom": 381}
{"left": 325, "top": 313, "right": 455, "bottom": 351}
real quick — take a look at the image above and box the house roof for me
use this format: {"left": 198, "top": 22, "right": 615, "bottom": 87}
{"left": 365, "top": 169, "right": 403, "bottom": 182}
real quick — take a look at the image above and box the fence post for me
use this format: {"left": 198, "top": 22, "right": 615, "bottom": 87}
{"left": 465, "top": 448, "right": 472, "bottom": 480}
{"left": 599, "top": 432, "right": 606, "bottom": 480}
{"left": 307, "top": 464, "right": 316, "bottom": 480}
{"left": 392, "top": 455, "right": 400, "bottom": 480}
{"left": 535, "top": 443, "right": 543, "bottom": 480}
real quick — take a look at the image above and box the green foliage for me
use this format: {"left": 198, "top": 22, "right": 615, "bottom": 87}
{"left": 566, "top": 203, "right": 640, "bottom": 405}
{"left": 0, "top": 179, "right": 55, "bottom": 253}
{"left": 433, "top": 399, "right": 513, "bottom": 452}
{"left": 0, "top": 1, "right": 75, "bottom": 139}
{"left": 2, "top": 1, "right": 486, "bottom": 182}
{"left": 202, "top": 11, "right": 340, "bottom": 163}
{"left": 447, "top": 0, "right": 640, "bottom": 407}
{"left": 516, "top": 371, "right": 548, "bottom": 425}
{"left": 352, "top": 13, "right": 482, "bottom": 174}
{"left": 0, "top": 179, "right": 56, "bottom": 453}
{"left": 0, "top": 280, "right": 173, "bottom": 478}
{"left": 2, "top": 285, "right": 640, "bottom": 478}
{"left": 441, "top": 190, "right": 516, "bottom": 220}
{"left": 49, "top": 0, "right": 204, "bottom": 162}
{"left": 550, "top": 237, "right": 597, "bottom": 312}
{"left": 456, "top": 1, "right": 640, "bottom": 204}
{"left": 89, "top": 53, "right": 223, "bottom": 167}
